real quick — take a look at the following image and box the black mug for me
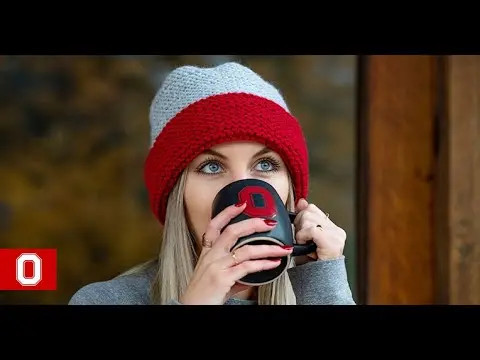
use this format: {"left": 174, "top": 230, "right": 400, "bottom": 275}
{"left": 211, "top": 178, "right": 317, "bottom": 286}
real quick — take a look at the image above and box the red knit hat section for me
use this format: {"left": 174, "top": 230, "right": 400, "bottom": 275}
{"left": 144, "top": 92, "right": 309, "bottom": 224}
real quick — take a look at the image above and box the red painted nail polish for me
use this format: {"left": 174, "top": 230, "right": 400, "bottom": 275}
{"left": 281, "top": 246, "right": 293, "bottom": 250}
{"left": 235, "top": 201, "right": 246, "bottom": 207}
{"left": 264, "top": 219, "right": 277, "bottom": 226}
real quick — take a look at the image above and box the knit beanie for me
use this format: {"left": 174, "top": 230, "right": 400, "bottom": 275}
{"left": 144, "top": 62, "right": 309, "bottom": 225}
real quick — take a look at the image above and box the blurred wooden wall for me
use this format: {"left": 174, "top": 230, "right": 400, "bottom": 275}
{"left": 357, "top": 55, "right": 480, "bottom": 305}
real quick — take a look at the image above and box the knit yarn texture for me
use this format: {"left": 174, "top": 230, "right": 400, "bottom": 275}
{"left": 144, "top": 62, "right": 309, "bottom": 224}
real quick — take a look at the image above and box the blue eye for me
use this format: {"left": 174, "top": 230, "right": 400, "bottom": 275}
{"left": 200, "top": 161, "right": 222, "bottom": 174}
{"left": 195, "top": 156, "right": 281, "bottom": 176}
{"left": 255, "top": 160, "right": 274, "bottom": 172}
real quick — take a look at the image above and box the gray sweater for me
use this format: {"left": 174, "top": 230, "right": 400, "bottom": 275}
{"left": 68, "top": 257, "right": 356, "bottom": 305}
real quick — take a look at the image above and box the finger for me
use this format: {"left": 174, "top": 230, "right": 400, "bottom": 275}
{"left": 305, "top": 203, "right": 333, "bottom": 225}
{"left": 296, "top": 225, "right": 346, "bottom": 248}
{"left": 295, "top": 198, "right": 309, "bottom": 212}
{"left": 202, "top": 202, "right": 247, "bottom": 251}
{"left": 296, "top": 212, "right": 332, "bottom": 234}
{"left": 227, "top": 258, "right": 283, "bottom": 281}
{"left": 295, "top": 198, "right": 309, "bottom": 213}
{"left": 293, "top": 198, "right": 310, "bottom": 228}
{"left": 218, "top": 244, "right": 293, "bottom": 268}
{"left": 215, "top": 217, "right": 278, "bottom": 252}
{"left": 294, "top": 218, "right": 318, "bottom": 242}
{"left": 228, "top": 283, "right": 250, "bottom": 297}
{"left": 294, "top": 204, "right": 335, "bottom": 229}
{"left": 295, "top": 225, "right": 326, "bottom": 245}
{"left": 300, "top": 203, "right": 327, "bottom": 221}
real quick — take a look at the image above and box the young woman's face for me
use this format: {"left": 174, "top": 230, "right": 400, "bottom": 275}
{"left": 184, "top": 141, "right": 290, "bottom": 249}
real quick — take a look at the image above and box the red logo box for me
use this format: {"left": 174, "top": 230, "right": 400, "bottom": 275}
{"left": 0, "top": 249, "right": 57, "bottom": 290}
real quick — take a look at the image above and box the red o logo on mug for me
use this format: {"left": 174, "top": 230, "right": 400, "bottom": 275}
{"left": 238, "top": 185, "right": 277, "bottom": 218}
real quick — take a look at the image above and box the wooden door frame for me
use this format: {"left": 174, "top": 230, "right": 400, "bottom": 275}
{"left": 356, "top": 55, "right": 480, "bottom": 305}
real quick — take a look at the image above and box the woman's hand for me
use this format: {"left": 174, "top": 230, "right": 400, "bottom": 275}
{"left": 293, "top": 198, "right": 347, "bottom": 261}
{"left": 180, "top": 202, "right": 294, "bottom": 305}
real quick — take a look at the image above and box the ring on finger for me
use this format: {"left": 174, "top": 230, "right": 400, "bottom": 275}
{"left": 202, "top": 233, "right": 213, "bottom": 248}
{"left": 231, "top": 251, "right": 239, "bottom": 265}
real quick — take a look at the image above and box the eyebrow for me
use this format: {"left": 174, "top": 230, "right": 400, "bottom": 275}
{"left": 203, "top": 146, "right": 272, "bottom": 160}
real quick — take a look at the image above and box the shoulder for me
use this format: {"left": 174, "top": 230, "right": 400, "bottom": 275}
{"left": 68, "top": 264, "right": 155, "bottom": 305}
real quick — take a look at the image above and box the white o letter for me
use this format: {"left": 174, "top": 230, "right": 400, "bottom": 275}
{"left": 16, "top": 253, "right": 42, "bottom": 286}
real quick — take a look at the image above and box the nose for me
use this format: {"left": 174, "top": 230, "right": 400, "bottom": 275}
{"left": 230, "top": 171, "right": 251, "bottom": 183}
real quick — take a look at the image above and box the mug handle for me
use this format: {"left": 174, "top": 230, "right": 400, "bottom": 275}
{"left": 288, "top": 212, "right": 318, "bottom": 257}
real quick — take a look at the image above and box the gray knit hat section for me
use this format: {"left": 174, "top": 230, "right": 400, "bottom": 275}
{"left": 148, "top": 62, "right": 290, "bottom": 146}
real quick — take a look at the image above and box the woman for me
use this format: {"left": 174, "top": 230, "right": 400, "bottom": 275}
{"left": 68, "top": 61, "right": 355, "bottom": 305}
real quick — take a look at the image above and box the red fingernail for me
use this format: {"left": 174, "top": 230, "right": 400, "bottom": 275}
{"left": 235, "top": 201, "right": 246, "bottom": 207}
{"left": 281, "top": 246, "right": 293, "bottom": 250}
{"left": 264, "top": 219, "right": 277, "bottom": 226}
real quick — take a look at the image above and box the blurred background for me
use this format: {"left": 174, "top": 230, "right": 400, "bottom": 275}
{"left": 3, "top": 55, "right": 479, "bottom": 305}
{"left": 0, "top": 55, "right": 358, "bottom": 304}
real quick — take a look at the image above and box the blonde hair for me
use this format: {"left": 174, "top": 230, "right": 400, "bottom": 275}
{"left": 123, "top": 170, "right": 297, "bottom": 305}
